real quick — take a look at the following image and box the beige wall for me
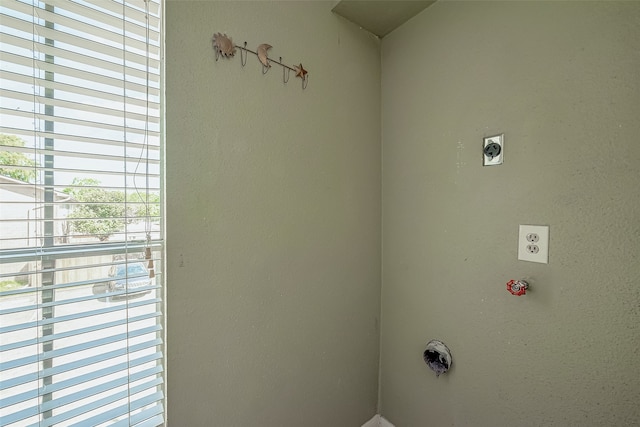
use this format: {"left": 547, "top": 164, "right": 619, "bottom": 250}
{"left": 167, "top": 1, "right": 640, "bottom": 426}
{"left": 166, "top": 1, "right": 381, "bottom": 425}
{"left": 380, "top": 2, "right": 640, "bottom": 426}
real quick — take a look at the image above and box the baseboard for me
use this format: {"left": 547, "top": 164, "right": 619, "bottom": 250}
{"left": 362, "top": 414, "right": 395, "bottom": 427}
{"left": 361, "top": 415, "right": 379, "bottom": 427}
{"left": 380, "top": 415, "right": 394, "bottom": 427}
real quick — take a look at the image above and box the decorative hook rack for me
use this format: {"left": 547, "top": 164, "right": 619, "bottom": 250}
{"left": 212, "top": 32, "right": 309, "bottom": 90}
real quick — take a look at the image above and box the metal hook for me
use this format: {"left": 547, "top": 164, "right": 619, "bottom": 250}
{"left": 302, "top": 74, "right": 308, "bottom": 90}
{"left": 212, "top": 35, "right": 220, "bottom": 61}
{"left": 281, "top": 57, "right": 290, "bottom": 83}
{"left": 262, "top": 63, "right": 270, "bottom": 74}
{"left": 240, "top": 42, "right": 248, "bottom": 66}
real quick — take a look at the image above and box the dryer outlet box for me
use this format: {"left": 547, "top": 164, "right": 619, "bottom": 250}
{"left": 483, "top": 134, "right": 504, "bottom": 166}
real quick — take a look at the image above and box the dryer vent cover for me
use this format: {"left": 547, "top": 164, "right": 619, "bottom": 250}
{"left": 423, "top": 340, "right": 452, "bottom": 377}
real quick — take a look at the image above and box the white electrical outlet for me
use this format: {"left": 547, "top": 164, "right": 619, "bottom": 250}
{"left": 483, "top": 134, "right": 504, "bottom": 166}
{"left": 518, "top": 225, "right": 549, "bottom": 264}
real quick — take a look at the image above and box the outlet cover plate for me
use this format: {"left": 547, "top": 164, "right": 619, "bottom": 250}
{"left": 483, "top": 134, "right": 504, "bottom": 166}
{"left": 518, "top": 225, "right": 549, "bottom": 264}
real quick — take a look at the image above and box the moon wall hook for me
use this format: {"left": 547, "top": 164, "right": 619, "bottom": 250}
{"left": 212, "top": 32, "right": 309, "bottom": 90}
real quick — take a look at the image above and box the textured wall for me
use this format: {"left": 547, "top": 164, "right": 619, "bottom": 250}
{"left": 166, "top": 2, "right": 381, "bottom": 425}
{"left": 380, "top": 2, "right": 640, "bottom": 426}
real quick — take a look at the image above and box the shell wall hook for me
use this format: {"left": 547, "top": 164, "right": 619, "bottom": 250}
{"left": 212, "top": 32, "right": 236, "bottom": 60}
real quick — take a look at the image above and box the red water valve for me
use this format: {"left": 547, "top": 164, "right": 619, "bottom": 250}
{"left": 507, "top": 279, "right": 529, "bottom": 296}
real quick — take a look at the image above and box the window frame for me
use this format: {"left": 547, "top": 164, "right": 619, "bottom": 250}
{"left": 0, "top": 1, "right": 166, "bottom": 425}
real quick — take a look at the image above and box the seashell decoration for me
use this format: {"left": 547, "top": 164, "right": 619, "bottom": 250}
{"left": 212, "top": 32, "right": 236, "bottom": 59}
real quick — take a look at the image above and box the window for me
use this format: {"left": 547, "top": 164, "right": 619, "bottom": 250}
{"left": 0, "top": 1, "right": 164, "bottom": 426}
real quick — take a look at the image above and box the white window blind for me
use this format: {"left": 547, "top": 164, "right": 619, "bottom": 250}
{"left": 0, "top": 1, "right": 164, "bottom": 426}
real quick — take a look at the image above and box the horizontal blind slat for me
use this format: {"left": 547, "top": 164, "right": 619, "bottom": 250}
{"left": 0, "top": 298, "right": 161, "bottom": 335}
{"left": 5, "top": 0, "right": 160, "bottom": 35}
{"left": 0, "top": 32, "right": 160, "bottom": 84}
{"left": 41, "top": 374, "right": 165, "bottom": 414}
{"left": 0, "top": 88, "right": 160, "bottom": 124}
{"left": 0, "top": 144, "right": 160, "bottom": 164}
{"left": 33, "top": 2, "right": 160, "bottom": 44}
{"left": 0, "top": 107, "right": 161, "bottom": 137}
{"left": 69, "top": 390, "right": 164, "bottom": 427}
{"left": 133, "top": 413, "right": 165, "bottom": 427}
{"left": 119, "top": 405, "right": 164, "bottom": 427}
{"left": 67, "top": 0, "right": 161, "bottom": 30}
{"left": 0, "top": 372, "right": 39, "bottom": 390}
{"left": 0, "top": 388, "right": 39, "bottom": 411}
{"left": 0, "top": 160, "right": 162, "bottom": 178}
{"left": 0, "top": 403, "right": 40, "bottom": 426}
{"left": 0, "top": 89, "right": 158, "bottom": 123}
{"left": 42, "top": 346, "right": 163, "bottom": 380}
{"left": 2, "top": 328, "right": 162, "bottom": 371}
{"left": 0, "top": 128, "right": 158, "bottom": 151}
{"left": 0, "top": 311, "right": 161, "bottom": 352}
{"left": 42, "top": 368, "right": 164, "bottom": 427}
{"left": 128, "top": 390, "right": 165, "bottom": 414}
{"left": 41, "top": 325, "right": 162, "bottom": 361}
{"left": 1, "top": 13, "right": 158, "bottom": 71}
{"left": 0, "top": 10, "right": 36, "bottom": 36}
{"left": 0, "top": 50, "right": 159, "bottom": 99}
{"left": 41, "top": 388, "right": 130, "bottom": 427}
{"left": 43, "top": 359, "right": 163, "bottom": 397}
{"left": 0, "top": 352, "right": 163, "bottom": 416}
{"left": 0, "top": 69, "right": 160, "bottom": 109}
{"left": 0, "top": 180, "right": 160, "bottom": 194}
{"left": 0, "top": 241, "right": 163, "bottom": 263}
